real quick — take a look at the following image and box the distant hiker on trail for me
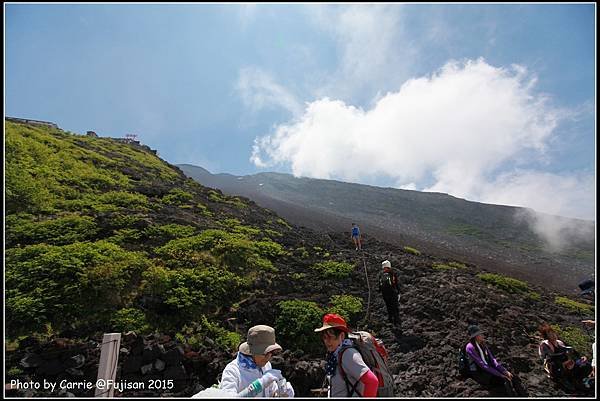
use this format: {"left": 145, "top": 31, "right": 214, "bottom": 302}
{"left": 538, "top": 323, "right": 592, "bottom": 392}
{"left": 314, "top": 314, "right": 379, "bottom": 397}
{"left": 351, "top": 223, "right": 362, "bottom": 251}
{"left": 378, "top": 260, "right": 400, "bottom": 326}
{"left": 465, "top": 325, "right": 527, "bottom": 396}
{"left": 218, "top": 325, "right": 295, "bottom": 397}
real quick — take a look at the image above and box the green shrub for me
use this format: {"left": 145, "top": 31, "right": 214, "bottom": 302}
{"left": 403, "top": 246, "right": 421, "bottom": 256}
{"left": 551, "top": 324, "right": 593, "bottom": 356}
{"left": 208, "top": 190, "right": 225, "bottom": 203}
{"left": 5, "top": 241, "right": 149, "bottom": 336}
{"left": 448, "top": 262, "right": 467, "bottom": 269}
{"left": 178, "top": 316, "right": 242, "bottom": 352}
{"left": 432, "top": 261, "right": 467, "bottom": 270}
{"left": 111, "top": 308, "right": 151, "bottom": 333}
{"left": 5, "top": 162, "right": 56, "bottom": 214}
{"left": 327, "top": 295, "right": 363, "bottom": 324}
{"left": 555, "top": 297, "right": 594, "bottom": 314}
{"left": 264, "top": 229, "right": 282, "bottom": 238}
{"left": 221, "top": 219, "right": 262, "bottom": 237}
{"left": 107, "top": 228, "right": 144, "bottom": 245}
{"left": 196, "top": 202, "right": 213, "bottom": 217}
{"left": 141, "top": 265, "right": 243, "bottom": 326}
{"left": 98, "top": 191, "right": 149, "bottom": 209}
{"left": 227, "top": 197, "right": 248, "bottom": 209}
{"left": 528, "top": 291, "right": 541, "bottom": 301}
{"left": 276, "top": 300, "right": 324, "bottom": 354}
{"left": 7, "top": 366, "right": 24, "bottom": 377}
{"left": 162, "top": 189, "right": 194, "bottom": 205}
{"left": 291, "top": 273, "right": 306, "bottom": 280}
{"left": 6, "top": 214, "right": 98, "bottom": 246}
{"left": 311, "top": 261, "right": 354, "bottom": 279}
{"left": 144, "top": 224, "right": 196, "bottom": 240}
{"left": 277, "top": 218, "right": 292, "bottom": 230}
{"left": 295, "top": 247, "right": 309, "bottom": 258}
{"left": 198, "top": 316, "right": 242, "bottom": 351}
{"left": 478, "top": 273, "right": 529, "bottom": 294}
{"left": 156, "top": 229, "right": 281, "bottom": 273}
{"left": 106, "top": 213, "right": 144, "bottom": 230}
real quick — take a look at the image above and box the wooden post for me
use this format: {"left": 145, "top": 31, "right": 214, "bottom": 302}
{"left": 95, "top": 333, "right": 121, "bottom": 397}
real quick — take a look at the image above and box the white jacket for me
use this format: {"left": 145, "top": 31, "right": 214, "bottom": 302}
{"left": 219, "top": 353, "right": 294, "bottom": 397}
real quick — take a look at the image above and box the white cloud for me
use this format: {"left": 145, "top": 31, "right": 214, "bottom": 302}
{"left": 306, "top": 4, "right": 415, "bottom": 102}
{"left": 251, "top": 58, "right": 594, "bottom": 221}
{"left": 236, "top": 67, "right": 303, "bottom": 117}
{"left": 475, "top": 170, "right": 595, "bottom": 221}
{"left": 515, "top": 208, "right": 595, "bottom": 252}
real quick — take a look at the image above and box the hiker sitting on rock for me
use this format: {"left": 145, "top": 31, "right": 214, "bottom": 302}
{"left": 378, "top": 260, "right": 400, "bottom": 326}
{"left": 219, "top": 325, "right": 294, "bottom": 397}
{"left": 314, "top": 314, "right": 378, "bottom": 397}
{"left": 465, "top": 325, "right": 527, "bottom": 396}
{"left": 538, "top": 322, "right": 592, "bottom": 392}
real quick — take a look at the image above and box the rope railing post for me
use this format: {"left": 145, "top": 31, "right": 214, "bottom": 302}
{"left": 95, "top": 333, "right": 121, "bottom": 397}
{"left": 361, "top": 251, "right": 371, "bottom": 328}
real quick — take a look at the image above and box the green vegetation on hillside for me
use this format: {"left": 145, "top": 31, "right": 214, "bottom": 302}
{"left": 4, "top": 120, "right": 293, "bottom": 343}
{"left": 403, "top": 246, "right": 421, "bottom": 256}
{"left": 432, "top": 261, "right": 467, "bottom": 270}
{"left": 478, "top": 273, "right": 540, "bottom": 300}
{"left": 311, "top": 261, "right": 355, "bottom": 279}
{"left": 276, "top": 294, "right": 363, "bottom": 355}
{"left": 555, "top": 296, "right": 594, "bottom": 314}
{"left": 551, "top": 324, "right": 593, "bottom": 357}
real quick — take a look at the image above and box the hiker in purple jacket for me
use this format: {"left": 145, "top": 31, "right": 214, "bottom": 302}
{"left": 465, "top": 325, "right": 527, "bottom": 396}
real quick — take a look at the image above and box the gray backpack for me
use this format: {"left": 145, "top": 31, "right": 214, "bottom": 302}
{"left": 338, "top": 331, "right": 395, "bottom": 397}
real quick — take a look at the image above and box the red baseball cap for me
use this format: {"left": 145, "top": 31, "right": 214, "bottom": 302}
{"left": 314, "top": 313, "right": 350, "bottom": 333}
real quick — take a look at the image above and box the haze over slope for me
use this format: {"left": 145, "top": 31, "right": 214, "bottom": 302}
{"left": 179, "top": 164, "right": 595, "bottom": 293}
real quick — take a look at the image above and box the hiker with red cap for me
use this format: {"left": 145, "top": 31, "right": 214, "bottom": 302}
{"left": 219, "top": 325, "right": 295, "bottom": 397}
{"left": 314, "top": 314, "right": 379, "bottom": 397}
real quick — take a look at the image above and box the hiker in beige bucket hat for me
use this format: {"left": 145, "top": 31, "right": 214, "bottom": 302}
{"left": 238, "top": 325, "right": 283, "bottom": 357}
{"left": 217, "top": 325, "right": 295, "bottom": 397}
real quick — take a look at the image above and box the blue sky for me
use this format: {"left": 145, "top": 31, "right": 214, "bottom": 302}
{"left": 5, "top": 3, "right": 596, "bottom": 220}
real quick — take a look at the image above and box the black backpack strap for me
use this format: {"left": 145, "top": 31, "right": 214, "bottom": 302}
{"left": 338, "top": 347, "right": 364, "bottom": 397}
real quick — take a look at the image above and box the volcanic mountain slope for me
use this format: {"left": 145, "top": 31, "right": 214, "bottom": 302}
{"left": 178, "top": 164, "right": 595, "bottom": 294}
{"left": 224, "top": 229, "right": 596, "bottom": 397}
{"left": 4, "top": 120, "right": 594, "bottom": 397}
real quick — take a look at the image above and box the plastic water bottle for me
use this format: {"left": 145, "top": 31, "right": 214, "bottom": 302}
{"left": 275, "top": 378, "right": 288, "bottom": 397}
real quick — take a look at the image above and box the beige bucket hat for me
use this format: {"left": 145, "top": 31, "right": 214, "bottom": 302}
{"left": 238, "top": 325, "right": 282, "bottom": 355}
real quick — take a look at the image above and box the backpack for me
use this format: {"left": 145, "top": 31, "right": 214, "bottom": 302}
{"left": 338, "top": 331, "right": 395, "bottom": 397}
{"left": 458, "top": 345, "right": 470, "bottom": 377}
{"left": 380, "top": 271, "right": 397, "bottom": 297}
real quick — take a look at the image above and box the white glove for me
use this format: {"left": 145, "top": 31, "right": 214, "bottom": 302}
{"left": 260, "top": 369, "right": 283, "bottom": 387}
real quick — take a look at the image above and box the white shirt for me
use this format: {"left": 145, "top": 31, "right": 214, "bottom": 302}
{"left": 219, "top": 355, "right": 278, "bottom": 397}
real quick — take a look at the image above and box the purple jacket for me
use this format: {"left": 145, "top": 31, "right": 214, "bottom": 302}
{"left": 465, "top": 342, "right": 508, "bottom": 378}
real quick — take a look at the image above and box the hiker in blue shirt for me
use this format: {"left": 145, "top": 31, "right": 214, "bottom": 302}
{"left": 351, "top": 223, "right": 362, "bottom": 251}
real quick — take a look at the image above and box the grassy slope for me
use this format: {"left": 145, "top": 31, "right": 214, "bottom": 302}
{"left": 5, "top": 120, "right": 294, "bottom": 344}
